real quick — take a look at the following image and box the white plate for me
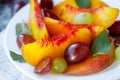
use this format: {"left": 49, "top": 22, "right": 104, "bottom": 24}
{"left": 4, "top": 0, "right": 120, "bottom": 80}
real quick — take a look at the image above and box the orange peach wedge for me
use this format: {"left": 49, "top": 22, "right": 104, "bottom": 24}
{"left": 51, "top": 4, "right": 119, "bottom": 29}
{"left": 90, "top": 0, "right": 108, "bottom": 8}
{"left": 30, "top": 0, "right": 49, "bottom": 40}
{"left": 65, "top": 42, "right": 115, "bottom": 75}
{"left": 22, "top": 28, "right": 92, "bottom": 66}
{"left": 44, "top": 17, "right": 103, "bottom": 39}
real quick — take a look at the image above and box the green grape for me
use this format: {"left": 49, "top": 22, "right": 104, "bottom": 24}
{"left": 73, "top": 12, "right": 93, "bottom": 24}
{"left": 52, "top": 58, "right": 68, "bottom": 73}
{"left": 115, "top": 46, "right": 120, "bottom": 60}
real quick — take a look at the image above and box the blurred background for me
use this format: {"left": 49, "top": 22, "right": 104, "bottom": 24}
{"left": 0, "top": 0, "right": 29, "bottom": 32}
{"left": 0, "top": 0, "right": 32, "bottom": 80}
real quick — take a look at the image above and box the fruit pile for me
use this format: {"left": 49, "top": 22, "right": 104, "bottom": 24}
{"left": 16, "top": 0, "right": 120, "bottom": 75}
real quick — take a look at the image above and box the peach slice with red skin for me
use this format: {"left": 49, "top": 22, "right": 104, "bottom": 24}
{"left": 65, "top": 42, "right": 115, "bottom": 75}
{"left": 51, "top": 4, "right": 119, "bottom": 29}
{"left": 44, "top": 17, "right": 103, "bottom": 39}
{"left": 30, "top": 0, "right": 49, "bottom": 40}
{"left": 22, "top": 28, "right": 92, "bottom": 66}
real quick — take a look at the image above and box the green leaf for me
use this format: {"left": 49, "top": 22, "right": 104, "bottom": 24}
{"left": 16, "top": 21, "right": 32, "bottom": 36}
{"left": 91, "top": 30, "right": 111, "bottom": 56}
{"left": 75, "top": 0, "right": 91, "bottom": 8}
{"left": 10, "top": 51, "right": 26, "bottom": 63}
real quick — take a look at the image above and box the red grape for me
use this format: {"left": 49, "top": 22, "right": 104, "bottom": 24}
{"left": 64, "top": 42, "right": 90, "bottom": 64}
{"left": 16, "top": 34, "right": 35, "bottom": 49}
{"left": 0, "top": 0, "right": 13, "bottom": 3}
{"left": 34, "top": 57, "right": 52, "bottom": 75}
{"left": 108, "top": 21, "right": 120, "bottom": 37}
{"left": 43, "top": 8, "right": 59, "bottom": 19}
{"left": 12, "top": 1, "right": 26, "bottom": 15}
{"left": 40, "top": 0, "right": 53, "bottom": 9}
{"left": 114, "top": 38, "right": 120, "bottom": 47}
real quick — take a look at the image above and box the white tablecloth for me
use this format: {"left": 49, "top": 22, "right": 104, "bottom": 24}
{"left": 0, "top": 30, "right": 32, "bottom": 80}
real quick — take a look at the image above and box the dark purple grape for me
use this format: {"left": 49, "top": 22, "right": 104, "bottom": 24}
{"left": 43, "top": 8, "right": 59, "bottom": 19}
{"left": 17, "top": 34, "right": 35, "bottom": 49}
{"left": 40, "top": 0, "right": 53, "bottom": 9}
{"left": 0, "top": 0, "right": 13, "bottom": 3}
{"left": 64, "top": 42, "right": 90, "bottom": 64}
{"left": 114, "top": 38, "right": 120, "bottom": 47}
{"left": 12, "top": 1, "right": 26, "bottom": 15}
{"left": 34, "top": 57, "right": 52, "bottom": 75}
{"left": 109, "top": 21, "right": 120, "bottom": 37}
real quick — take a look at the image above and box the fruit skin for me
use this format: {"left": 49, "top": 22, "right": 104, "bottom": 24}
{"left": 64, "top": 42, "right": 90, "bottom": 64}
{"left": 22, "top": 28, "right": 92, "bottom": 66}
{"left": 30, "top": 0, "right": 49, "bottom": 40}
{"left": 51, "top": 4, "right": 119, "bottom": 29}
{"left": 34, "top": 57, "right": 52, "bottom": 75}
{"left": 40, "top": 0, "right": 53, "bottom": 9}
{"left": 12, "top": 1, "right": 26, "bottom": 15}
{"left": 52, "top": 58, "right": 68, "bottom": 73}
{"left": 108, "top": 21, "right": 120, "bottom": 37}
{"left": 90, "top": 0, "right": 108, "bottom": 8}
{"left": 65, "top": 42, "right": 115, "bottom": 75}
{"left": 17, "top": 34, "right": 36, "bottom": 49}
{"left": 44, "top": 17, "right": 103, "bottom": 39}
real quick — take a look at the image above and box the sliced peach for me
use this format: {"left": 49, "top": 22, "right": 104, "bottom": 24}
{"left": 22, "top": 28, "right": 92, "bottom": 66}
{"left": 30, "top": 0, "right": 49, "bottom": 40}
{"left": 90, "top": 0, "right": 108, "bottom": 8}
{"left": 44, "top": 17, "right": 103, "bottom": 39}
{"left": 51, "top": 4, "right": 119, "bottom": 29}
{"left": 65, "top": 42, "right": 115, "bottom": 75}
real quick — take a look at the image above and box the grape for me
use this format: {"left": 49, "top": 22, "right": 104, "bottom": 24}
{"left": 108, "top": 21, "right": 120, "bottom": 37}
{"left": 12, "top": 1, "right": 26, "bottom": 15}
{"left": 73, "top": 12, "right": 92, "bottom": 24}
{"left": 43, "top": 8, "right": 59, "bottom": 19}
{"left": 0, "top": 0, "right": 13, "bottom": 3}
{"left": 34, "top": 57, "right": 52, "bottom": 75}
{"left": 64, "top": 42, "right": 90, "bottom": 64}
{"left": 115, "top": 46, "right": 120, "bottom": 60}
{"left": 17, "top": 34, "right": 35, "bottom": 49}
{"left": 114, "top": 38, "right": 120, "bottom": 47}
{"left": 40, "top": 0, "right": 53, "bottom": 9}
{"left": 52, "top": 58, "right": 68, "bottom": 73}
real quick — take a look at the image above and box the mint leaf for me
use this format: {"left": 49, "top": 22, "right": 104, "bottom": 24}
{"left": 16, "top": 22, "right": 32, "bottom": 36}
{"left": 10, "top": 51, "right": 26, "bottom": 63}
{"left": 75, "top": 0, "right": 91, "bottom": 8}
{"left": 91, "top": 30, "right": 111, "bottom": 56}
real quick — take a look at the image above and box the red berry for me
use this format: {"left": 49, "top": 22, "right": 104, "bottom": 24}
{"left": 43, "top": 8, "right": 59, "bottom": 19}
{"left": 64, "top": 42, "right": 90, "bottom": 64}
{"left": 40, "top": 0, "right": 53, "bottom": 9}
{"left": 12, "top": 1, "right": 26, "bottom": 15}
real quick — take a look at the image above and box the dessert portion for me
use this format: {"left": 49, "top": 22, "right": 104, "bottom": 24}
{"left": 15, "top": 0, "right": 120, "bottom": 75}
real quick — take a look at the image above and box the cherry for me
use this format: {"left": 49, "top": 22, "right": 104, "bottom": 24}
{"left": 43, "top": 8, "right": 59, "bottom": 19}
{"left": 12, "top": 1, "right": 26, "bottom": 15}
{"left": 16, "top": 34, "right": 35, "bottom": 49}
{"left": 40, "top": 0, "right": 53, "bottom": 9}
{"left": 64, "top": 42, "right": 90, "bottom": 64}
{"left": 34, "top": 57, "right": 52, "bottom": 75}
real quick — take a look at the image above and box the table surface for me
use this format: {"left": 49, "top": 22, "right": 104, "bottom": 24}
{"left": 0, "top": 0, "right": 32, "bottom": 80}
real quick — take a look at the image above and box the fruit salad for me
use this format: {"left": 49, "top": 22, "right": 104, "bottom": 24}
{"left": 15, "top": 0, "right": 120, "bottom": 75}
